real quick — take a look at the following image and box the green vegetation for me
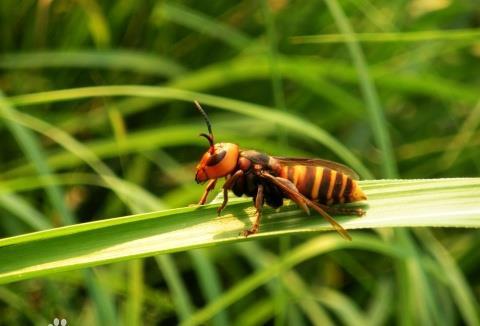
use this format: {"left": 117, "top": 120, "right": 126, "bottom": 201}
{"left": 0, "top": 1, "right": 479, "bottom": 325}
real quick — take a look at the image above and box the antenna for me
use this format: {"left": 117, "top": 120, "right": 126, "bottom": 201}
{"left": 194, "top": 101, "right": 215, "bottom": 153}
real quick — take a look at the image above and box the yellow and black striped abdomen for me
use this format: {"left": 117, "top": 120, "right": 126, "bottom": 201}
{"left": 279, "top": 165, "right": 366, "bottom": 205}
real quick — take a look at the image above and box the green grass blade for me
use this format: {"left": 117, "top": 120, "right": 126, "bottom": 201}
{"left": 3, "top": 122, "right": 274, "bottom": 176}
{"left": 261, "top": 0, "right": 287, "bottom": 122}
{"left": 114, "top": 151, "right": 196, "bottom": 324}
{"left": 0, "top": 93, "right": 118, "bottom": 325}
{"left": 291, "top": 28, "right": 480, "bottom": 44}
{"left": 0, "top": 194, "right": 51, "bottom": 230}
{"left": 6, "top": 85, "right": 372, "bottom": 178}
{"left": 182, "top": 234, "right": 403, "bottom": 326}
{"left": 9, "top": 55, "right": 479, "bottom": 132}
{"left": 234, "top": 299, "right": 274, "bottom": 326}
{"left": 324, "top": 0, "right": 397, "bottom": 178}
{"left": 84, "top": 269, "right": 118, "bottom": 325}
{"left": 77, "top": 0, "right": 111, "bottom": 48}
{"left": 418, "top": 230, "right": 480, "bottom": 326}
{"left": 190, "top": 250, "right": 230, "bottom": 326}
{"left": 125, "top": 260, "right": 143, "bottom": 326}
{"left": 311, "top": 287, "right": 368, "bottom": 326}
{"left": 154, "top": 2, "right": 252, "bottom": 50}
{"left": 261, "top": 2, "right": 290, "bottom": 324}
{"left": 441, "top": 100, "right": 480, "bottom": 169}
{"left": 237, "top": 242, "right": 335, "bottom": 326}
{"left": 0, "top": 101, "right": 162, "bottom": 212}
{"left": 395, "top": 230, "right": 436, "bottom": 325}
{"left": 0, "top": 178, "right": 478, "bottom": 285}
{"left": 0, "top": 287, "right": 48, "bottom": 324}
{"left": 0, "top": 92, "right": 75, "bottom": 225}
{"left": 155, "top": 255, "right": 195, "bottom": 321}
{"left": 0, "top": 173, "right": 164, "bottom": 213}
{"left": 0, "top": 50, "right": 185, "bottom": 77}
{"left": 365, "top": 279, "right": 393, "bottom": 326}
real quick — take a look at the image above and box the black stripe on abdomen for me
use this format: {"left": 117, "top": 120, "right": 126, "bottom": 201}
{"left": 331, "top": 172, "right": 344, "bottom": 203}
{"left": 299, "top": 166, "right": 316, "bottom": 196}
{"left": 343, "top": 178, "right": 353, "bottom": 202}
{"left": 318, "top": 168, "right": 331, "bottom": 203}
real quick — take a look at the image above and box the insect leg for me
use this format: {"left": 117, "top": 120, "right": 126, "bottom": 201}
{"left": 305, "top": 200, "right": 352, "bottom": 241}
{"left": 259, "top": 171, "right": 351, "bottom": 240}
{"left": 318, "top": 204, "right": 366, "bottom": 217}
{"left": 217, "top": 170, "right": 244, "bottom": 215}
{"left": 198, "top": 179, "right": 217, "bottom": 205}
{"left": 274, "top": 177, "right": 310, "bottom": 215}
{"left": 243, "top": 183, "right": 264, "bottom": 237}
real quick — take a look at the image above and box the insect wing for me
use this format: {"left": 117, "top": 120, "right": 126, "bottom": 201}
{"left": 273, "top": 156, "right": 360, "bottom": 180}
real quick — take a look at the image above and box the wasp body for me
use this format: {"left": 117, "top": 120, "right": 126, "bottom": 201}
{"left": 194, "top": 102, "right": 366, "bottom": 240}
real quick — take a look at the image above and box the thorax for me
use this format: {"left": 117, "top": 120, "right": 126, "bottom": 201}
{"left": 237, "top": 150, "right": 281, "bottom": 175}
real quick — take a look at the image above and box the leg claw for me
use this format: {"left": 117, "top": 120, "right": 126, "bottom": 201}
{"left": 241, "top": 227, "right": 258, "bottom": 237}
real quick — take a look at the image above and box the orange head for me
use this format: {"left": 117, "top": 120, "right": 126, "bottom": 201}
{"left": 194, "top": 102, "right": 239, "bottom": 183}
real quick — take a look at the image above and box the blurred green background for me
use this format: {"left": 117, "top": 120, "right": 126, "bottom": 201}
{"left": 0, "top": 0, "right": 479, "bottom": 325}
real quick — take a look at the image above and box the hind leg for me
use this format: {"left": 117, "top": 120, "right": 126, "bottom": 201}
{"left": 318, "top": 203, "right": 365, "bottom": 217}
{"left": 258, "top": 171, "right": 351, "bottom": 240}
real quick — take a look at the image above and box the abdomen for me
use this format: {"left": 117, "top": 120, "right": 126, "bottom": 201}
{"left": 279, "top": 165, "right": 366, "bottom": 205}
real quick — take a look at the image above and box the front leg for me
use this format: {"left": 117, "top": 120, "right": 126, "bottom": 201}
{"left": 243, "top": 183, "right": 264, "bottom": 237}
{"left": 198, "top": 179, "right": 217, "bottom": 205}
{"left": 217, "top": 169, "right": 244, "bottom": 215}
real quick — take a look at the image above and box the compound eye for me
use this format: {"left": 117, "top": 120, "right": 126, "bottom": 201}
{"left": 206, "top": 150, "right": 226, "bottom": 166}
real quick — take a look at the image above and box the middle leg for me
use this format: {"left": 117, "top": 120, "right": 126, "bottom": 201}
{"left": 243, "top": 183, "right": 264, "bottom": 237}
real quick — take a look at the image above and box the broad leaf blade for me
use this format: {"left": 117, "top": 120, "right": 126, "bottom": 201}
{"left": 0, "top": 178, "right": 479, "bottom": 284}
